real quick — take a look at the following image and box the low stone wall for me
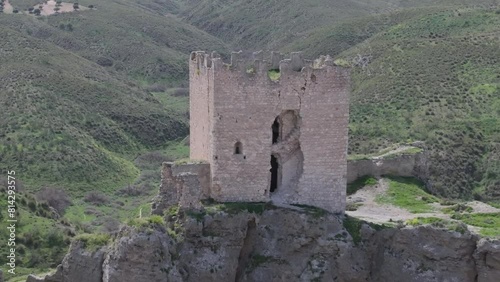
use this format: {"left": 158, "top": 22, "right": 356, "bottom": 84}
{"left": 152, "top": 162, "right": 211, "bottom": 214}
{"left": 347, "top": 151, "right": 429, "bottom": 184}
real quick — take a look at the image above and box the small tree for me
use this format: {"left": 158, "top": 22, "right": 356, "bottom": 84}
{"left": 13, "top": 8, "right": 19, "bottom": 13}
{"left": 34, "top": 8, "right": 41, "bottom": 16}
{"left": 73, "top": 3, "right": 79, "bottom": 10}
{"left": 88, "top": 4, "right": 94, "bottom": 9}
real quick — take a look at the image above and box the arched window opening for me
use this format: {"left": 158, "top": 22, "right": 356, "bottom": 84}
{"left": 234, "top": 142, "right": 243, "bottom": 155}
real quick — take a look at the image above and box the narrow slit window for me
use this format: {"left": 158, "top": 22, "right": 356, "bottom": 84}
{"left": 234, "top": 142, "right": 243, "bottom": 155}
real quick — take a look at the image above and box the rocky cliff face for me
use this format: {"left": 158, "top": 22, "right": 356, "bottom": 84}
{"left": 28, "top": 207, "right": 500, "bottom": 282}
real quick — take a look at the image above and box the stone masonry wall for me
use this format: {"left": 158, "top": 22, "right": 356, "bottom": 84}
{"left": 347, "top": 152, "right": 430, "bottom": 185}
{"left": 152, "top": 162, "right": 211, "bottom": 214}
{"left": 189, "top": 51, "right": 349, "bottom": 213}
{"left": 189, "top": 53, "right": 213, "bottom": 161}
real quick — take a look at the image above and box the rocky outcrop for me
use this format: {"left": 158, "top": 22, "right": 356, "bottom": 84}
{"left": 28, "top": 208, "right": 500, "bottom": 282}
{"left": 367, "top": 226, "right": 477, "bottom": 282}
{"left": 474, "top": 239, "right": 500, "bottom": 282}
{"left": 102, "top": 228, "right": 180, "bottom": 281}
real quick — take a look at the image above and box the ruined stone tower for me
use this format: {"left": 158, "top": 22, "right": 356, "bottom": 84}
{"left": 187, "top": 51, "right": 350, "bottom": 213}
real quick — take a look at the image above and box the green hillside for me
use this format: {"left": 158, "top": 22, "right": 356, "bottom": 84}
{"left": 0, "top": 0, "right": 500, "bottom": 279}
{"left": 1, "top": 0, "right": 227, "bottom": 85}
{"left": 282, "top": 7, "right": 445, "bottom": 58}
{"left": 324, "top": 8, "right": 500, "bottom": 199}
{"left": 171, "top": 0, "right": 499, "bottom": 49}
{"left": 0, "top": 25, "right": 187, "bottom": 192}
{"left": 0, "top": 0, "right": 228, "bottom": 192}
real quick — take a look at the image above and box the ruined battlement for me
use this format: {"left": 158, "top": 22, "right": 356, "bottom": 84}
{"left": 190, "top": 51, "right": 343, "bottom": 82}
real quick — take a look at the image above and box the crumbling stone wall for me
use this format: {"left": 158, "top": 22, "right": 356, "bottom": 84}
{"left": 152, "top": 162, "right": 211, "bottom": 214}
{"left": 347, "top": 151, "right": 429, "bottom": 185}
{"left": 189, "top": 51, "right": 350, "bottom": 213}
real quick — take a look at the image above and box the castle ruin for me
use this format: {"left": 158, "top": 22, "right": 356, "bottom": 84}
{"left": 154, "top": 51, "right": 350, "bottom": 214}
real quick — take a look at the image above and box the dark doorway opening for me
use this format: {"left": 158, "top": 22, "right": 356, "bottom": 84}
{"left": 272, "top": 117, "right": 280, "bottom": 144}
{"left": 270, "top": 155, "right": 278, "bottom": 193}
{"left": 271, "top": 117, "right": 280, "bottom": 193}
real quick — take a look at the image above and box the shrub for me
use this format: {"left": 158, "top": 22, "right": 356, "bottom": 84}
{"left": 268, "top": 69, "right": 281, "bottom": 81}
{"left": 117, "top": 184, "right": 144, "bottom": 196}
{"left": 343, "top": 216, "right": 363, "bottom": 245}
{"left": 172, "top": 88, "right": 189, "bottom": 97}
{"left": 75, "top": 233, "right": 110, "bottom": 251}
{"left": 28, "top": 201, "right": 37, "bottom": 212}
{"left": 96, "top": 57, "right": 113, "bottom": 67}
{"left": 148, "top": 215, "right": 165, "bottom": 225}
{"left": 84, "top": 191, "right": 110, "bottom": 206}
{"left": 102, "top": 217, "right": 120, "bottom": 233}
{"left": 36, "top": 187, "right": 71, "bottom": 215}
{"left": 46, "top": 229, "right": 65, "bottom": 247}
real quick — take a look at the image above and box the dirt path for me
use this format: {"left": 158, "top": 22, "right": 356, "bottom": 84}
{"left": 346, "top": 178, "right": 500, "bottom": 233}
{"left": 346, "top": 178, "right": 438, "bottom": 223}
{"left": 373, "top": 145, "right": 414, "bottom": 159}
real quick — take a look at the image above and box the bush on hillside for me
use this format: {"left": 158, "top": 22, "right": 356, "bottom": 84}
{"left": 84, "top": 191, "right": 110, "bottom": 206}
{"left": 36, "top": 187, "right": 72, "bottom": 215}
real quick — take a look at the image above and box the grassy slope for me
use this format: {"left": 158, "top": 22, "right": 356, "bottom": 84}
{"left": 0, "top": 0, "right": 227, "bottom": 191}
{"left": 1, "top": 26, "right": 139, "bottom": 193}
{"left": 376, "top": 177, "right": 439, "bottom": 213}
{"left": 171, "top": 0, "right": 498, "bottom": 49}
{"left": 282, "top": 7, "right": 445, "bottom": 58}
{"left": 328, "top": 8, "right": 500, "bottom": 199}
{"left": 0, "top": 186, "right": 72, "bottom": 277}
{"left": 172, "top": 0, "right": 377, "bottom": 49}
{"left": 3, "top": 0, "right": 227, "bottom": 85}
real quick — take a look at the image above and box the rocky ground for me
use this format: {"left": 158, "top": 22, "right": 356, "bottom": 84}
{"left": 346, "top": 178, "right": 500, "bottom": 234}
